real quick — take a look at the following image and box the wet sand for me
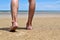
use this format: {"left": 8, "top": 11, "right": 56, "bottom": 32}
{"left": 0, "top": 12, "right": 60, "bottom": 40}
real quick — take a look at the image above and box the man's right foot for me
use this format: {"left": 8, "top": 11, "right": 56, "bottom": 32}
{"left": 9, "top": 26, "right": 18, "bottom": 32}
{"left": 9, "top": 22, "right": 18, "bottom": 32}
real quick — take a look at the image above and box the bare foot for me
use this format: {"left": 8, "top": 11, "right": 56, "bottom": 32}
{"left": 9, "top": 22, "right": 18, "bottom": 32}
{"left": 26, "top": 23, "right": 32, "bottom": 30}
{"left": 26, "top": 26, "right": 32, "bottom": 30}
{"left": 9, "top": 26, "right": 18, "bottom": 32}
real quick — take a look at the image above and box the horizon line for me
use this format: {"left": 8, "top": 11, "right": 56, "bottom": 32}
{"left": 0, "top": 10, "right": 60, "bottom": 12}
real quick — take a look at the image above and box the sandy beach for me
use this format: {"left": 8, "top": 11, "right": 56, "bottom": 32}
{"left": 0, "top": 12, "right": 60, "bottom": 40}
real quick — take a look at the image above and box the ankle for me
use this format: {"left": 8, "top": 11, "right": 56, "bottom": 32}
{"left": 12, "top": 21, "right": 18, "bottom": 26}
{"left": 26, "top": 22, "right": 32, "bottom": 26}
{"left": 12, "top": 20, "right": 16, "bottom": 22}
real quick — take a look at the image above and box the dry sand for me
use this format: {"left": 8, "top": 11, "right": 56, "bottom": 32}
{"left": 0, "top": 13, "right": 60, "bottom": 40}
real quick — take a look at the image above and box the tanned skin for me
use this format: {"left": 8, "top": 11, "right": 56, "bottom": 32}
{"left": 10, "top": 0, "right": 35, "bottom": 32}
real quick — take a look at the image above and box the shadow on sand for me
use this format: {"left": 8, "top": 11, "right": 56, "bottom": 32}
{"left": 0, "top": 27, "right": 26, "bottom": 32}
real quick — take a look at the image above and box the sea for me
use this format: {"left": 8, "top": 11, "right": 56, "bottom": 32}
{"left": 0, "top": 10, "right": 60, "bottom": 17}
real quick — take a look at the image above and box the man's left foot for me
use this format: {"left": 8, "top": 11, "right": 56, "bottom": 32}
{"left": 26, "top": 26, "right": 32, "bottom": 30}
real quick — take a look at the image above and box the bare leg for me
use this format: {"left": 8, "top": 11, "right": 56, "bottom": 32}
{"left": 10, "top": 0, "right": 18, "bottom": 32}
{"left": 26, "top": 0, "right": 35, "bottom": 30}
